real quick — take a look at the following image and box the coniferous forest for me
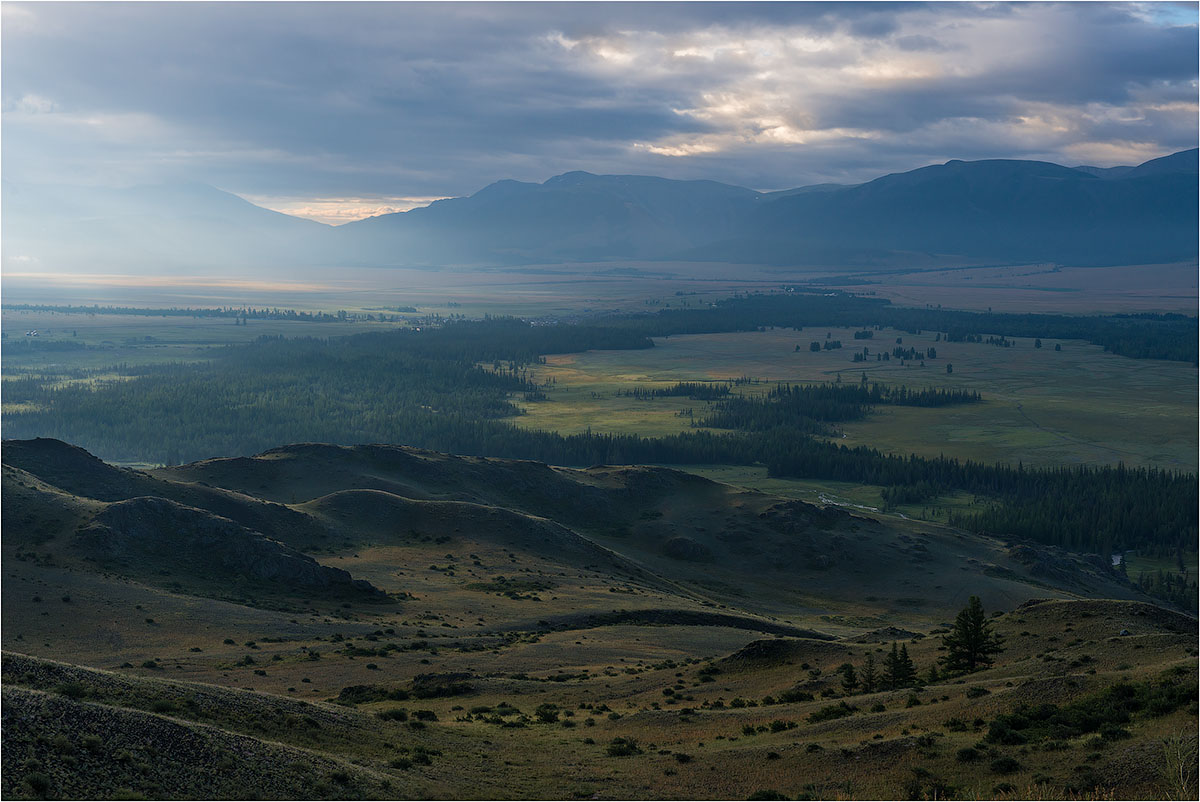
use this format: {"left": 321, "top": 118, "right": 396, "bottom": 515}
{"left": 5, "top": 298, "right": 1196, "bottom": 565}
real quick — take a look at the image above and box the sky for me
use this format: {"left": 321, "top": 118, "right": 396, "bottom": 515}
{"left": 3, "top": 1, "right": 1197, "bottom": 224}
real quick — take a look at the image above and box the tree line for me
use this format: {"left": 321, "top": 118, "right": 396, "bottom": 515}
{"left": 5, "top": 314, "right": 1194, "bottom": 562}
{"left": 696, "top": 382, "right": 981, "bottom": 434}
{"left": 603, "top": 292, "right": 1197, "bottom": 363}
{"left": 615, "top": 382, "right": 733, "bottom": 400}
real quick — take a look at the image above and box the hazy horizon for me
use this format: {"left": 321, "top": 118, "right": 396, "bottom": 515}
{"left": 4, "top": 2, "right": 1197, "bottom": 224}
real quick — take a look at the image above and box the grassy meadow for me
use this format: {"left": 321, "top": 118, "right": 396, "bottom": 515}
{"left": 514, "top": 327, "right": 1198, "bottom": 473}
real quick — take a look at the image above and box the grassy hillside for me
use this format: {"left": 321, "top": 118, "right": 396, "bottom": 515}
{"left": 2, "top": 438, "right": 1195, "bottom": 799}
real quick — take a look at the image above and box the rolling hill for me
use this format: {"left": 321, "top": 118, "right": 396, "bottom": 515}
{"left": 2, "top": 438, "right": 1195, "bottom": 799}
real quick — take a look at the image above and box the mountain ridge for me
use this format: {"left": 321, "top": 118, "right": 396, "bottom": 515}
{"left": 4, "top": 149, "right": 1195, "bottom": 270}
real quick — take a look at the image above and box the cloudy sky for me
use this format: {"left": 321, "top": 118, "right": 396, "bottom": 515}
{"left": 3, "top": 1, "right": 1197, "bottom": 223}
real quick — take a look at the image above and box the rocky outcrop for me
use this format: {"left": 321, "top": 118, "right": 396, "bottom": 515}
{"left": 849, "top": 626, "right": 923, "bottom": 643}
{"left": 663, "top": 536, "right": 712, "bottom": 562}
{"left": 1007, "top": 542, "right": 1119, "bottom": 589}
{"left": 77, "top": 496, "right": 379, "bottom": 593}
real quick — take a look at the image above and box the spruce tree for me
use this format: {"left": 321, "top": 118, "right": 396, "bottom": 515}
{"left": 837, "top": 662, "right": 859, "bottom": 694}
{"left": 860, "top": 653, "right": 878, "bottom": 694}
{"left": 884, "top": 642, "right": 917, "bottom": 689}
{"left": 885, "top": 642, "right": 900, "bottom": 689}
{"left": 898, "top": 644, "right": 916, "bottom": 686}
{"left": 940, "top": 596, "right": 1005, "bottom": 673}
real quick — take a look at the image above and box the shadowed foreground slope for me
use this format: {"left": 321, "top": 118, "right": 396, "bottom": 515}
{"left": 2, "top": 438, "right": 1195, "bottom": 800}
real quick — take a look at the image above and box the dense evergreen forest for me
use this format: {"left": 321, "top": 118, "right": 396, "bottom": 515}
{"left": 763, "top": 436, "right": 1194, "bottom": 560}
{"left": 5, "top": 298, "right": 1196, "bottom": 565}
{"left": 609, "top": 292, "right": 1198, "bottom": 363}
{"left": 697, "top": 382, "right": 981, "bottom": 434}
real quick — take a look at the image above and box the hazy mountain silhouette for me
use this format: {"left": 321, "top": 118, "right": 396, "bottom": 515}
{"left": 704, "top": 150, "right": 1199, "bottom": 266}
{"left": 2, "top": 181, "right": 327, "bottom": 272}
{"left": 4, "top": 150, "right": 1195, "bottom": 271}
{"left": 336, "top": 171, "right": 763, "bottom": 265}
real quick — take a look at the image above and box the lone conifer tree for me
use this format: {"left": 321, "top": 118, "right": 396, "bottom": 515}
{"left": 837, "top": 662, "right": 859, "bottom": 694}
{"left": 860, "top": 652, "right": 878, "bottom": 693}
{"left": 940, "top": 596, "right": 1005, "bottom": 673}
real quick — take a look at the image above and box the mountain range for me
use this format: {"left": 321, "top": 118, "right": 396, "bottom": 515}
{"left": 4, "top": 149, "right": 1196, "bottom": 272}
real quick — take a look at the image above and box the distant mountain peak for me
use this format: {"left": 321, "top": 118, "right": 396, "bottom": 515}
{"left": 543, "top": 170, "right": 598, "bottom": 185}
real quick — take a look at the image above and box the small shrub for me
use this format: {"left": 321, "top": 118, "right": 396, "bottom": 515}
{"left": 377, "top": 708, "right": 408, "bottom": 722}
{"left": 808, "top": 701, "right": 857, "bottom": 723}
{"left": 24, "top": 772, "right": 52, "bottom": 795}
{"left": 1100, "top": 724, "right": 1131, "bottom": 741}
{"left": 606, "top": 737, "right": 643, "bottom": 757}
{"left": 956, "top": 747, "right": 981, "bottom": 762}
{"left": 990, "top": 756, "right": 1022, "bottom": 774}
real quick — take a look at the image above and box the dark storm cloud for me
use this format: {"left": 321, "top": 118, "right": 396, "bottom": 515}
{"left": 2, "top": 2, "right": 1195, "bottom": 217}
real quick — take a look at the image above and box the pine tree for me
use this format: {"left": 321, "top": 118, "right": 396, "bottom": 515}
{"left": 883, "top": 644, "right": 898, "bottom": 690}
{"left": 940, "top": 596, "right": 1005, "bottom": 673}
{"left": 898, "top": 644, "right": 916, "bottom": 686}
{"left": 837, "top": 662, "right": 859, "bottom": 694}
{"left": 860, "top": 653, "right": 878, "bottom": 694}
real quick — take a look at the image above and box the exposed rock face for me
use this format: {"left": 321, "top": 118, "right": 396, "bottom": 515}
{"left": 77, "top": 496, "right": 379, "bottom": 593}
{"left": 663, "top": 536, "right": 712, "bottom": 562}
{"left": 760, "top": 499, "right": 852, "bottom": 533}
{"left": 719, "top": 635, "right": 843, "bottom": 667}
{"left": 849, "top": 626, "right": 922, "bottom": 643}
{"left": 1007, "top": 542, "right": 1119, "bottom": 588}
